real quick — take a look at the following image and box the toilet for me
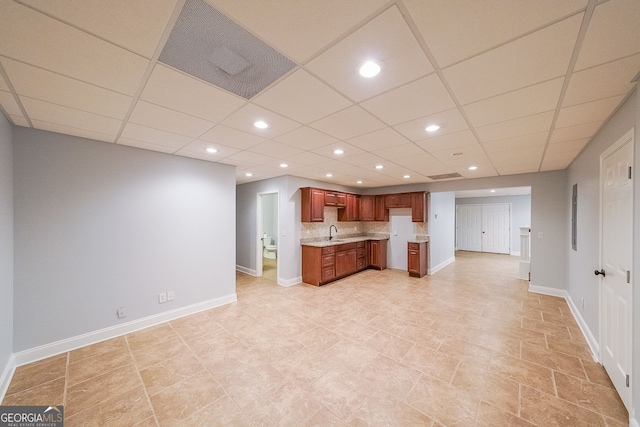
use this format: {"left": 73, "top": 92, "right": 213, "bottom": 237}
{"left": 262, "top": 235, "right": 277, "bottom": 259}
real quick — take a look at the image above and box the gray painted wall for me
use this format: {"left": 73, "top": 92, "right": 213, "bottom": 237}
{"left": 456, "top": 194, "right": 531, "bottom": 254}
{"left": 13, "top": 128, "right": 236, "bottom": 351}
{"left": 262, "top": 193, "right": 278, "bottom": 246}
{"left": 428, "top": 192, "right": 455, "bottom": 269}
{"left": 0, "top": 114, "right": 13, "bottom": 373}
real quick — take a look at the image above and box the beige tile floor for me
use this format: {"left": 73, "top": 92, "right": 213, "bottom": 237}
{"left": 2, "top": 251, "right": 629, "bottom": 426}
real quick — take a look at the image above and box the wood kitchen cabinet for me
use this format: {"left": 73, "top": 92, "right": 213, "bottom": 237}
{"left": 357, "top": 241, "right": 368, "bottom": 270}
{"left": 410, "top": 192, "right": 427, "bottom": 222}
{"left": 301, "top": 187, "right": 325, "bottom": 222}
{"left": 361, "top": 195, "right": 375, "bottom": 221}
{"left": 335, "top": 243, "right": 357, "bottom": 277}
{"left": 369, "top": 239, "right": 387, "bottom": 270}
{"left": 325, "top": 190, "right": 346, "bottom": 207}
{"left": 338, "top": 194, "right": 361, "bottom": 221}
{"left": 374, "top": 195, "right": 389, "bottom": 221}
{"left": 408, "top": 242, "right": 428, "bottom": 278}
{"left": 385, "top": 193, "right": 411, "bottom": 208}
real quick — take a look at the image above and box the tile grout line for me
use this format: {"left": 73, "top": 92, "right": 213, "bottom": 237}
{"left": 124, "top": 334, "right": 161, "bottom": 427}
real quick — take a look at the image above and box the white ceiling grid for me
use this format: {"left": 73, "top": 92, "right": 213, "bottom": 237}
{"left": 0, "top": 0, "right": 638, "bottom": 187}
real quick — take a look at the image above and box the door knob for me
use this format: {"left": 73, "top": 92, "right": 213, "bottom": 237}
{"left": 594, "top": 269, "right": 606, "bottom": 277}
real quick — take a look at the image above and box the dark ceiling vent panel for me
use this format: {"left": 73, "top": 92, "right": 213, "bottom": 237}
{"left": 159, "top": 0, "right": 296, "bottom": 99}
{"left": 428, "top": 172, "right": 463, "bottom": 180}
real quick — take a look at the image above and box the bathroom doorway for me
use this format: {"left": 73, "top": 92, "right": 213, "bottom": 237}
{"left": 256, "top": 191, "right": 278, "bottom": 281}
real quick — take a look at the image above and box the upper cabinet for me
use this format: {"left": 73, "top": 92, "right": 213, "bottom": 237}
{"left": 361, "top": 195, "right": 375, "bottom": 221}
{"left": 411, "top": 192, "right": 427, "bottom": 222}
{"left": 385, "top": 193, "right": 412, "bottom": 208}
{"left": 325, "top": 190, "right": 346, "bottom": 207}
{"left": 338, "top": 194, "right": 361, "bottom": 222}
{"left": 301, "top": 187, "right": 325, "bottom": 222}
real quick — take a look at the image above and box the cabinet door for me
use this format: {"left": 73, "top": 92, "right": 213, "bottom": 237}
{"left": 408, "top": 249, "right": 420, "bottom": 273}
{"left": 311, "top": 189, "right": 325, "bottom": 221}
{"left": 374, "top": 195, "right": 389, "bottom": 221}
{"left": 370, "top": 240, "right": 380, "bottom": 267}
{"left": 361, "top": 195, "right": 375, "bottom": 221}
{"left": 335, "top": 250, "right": 356, "bottom": 276}
{"left": 354, "top": 196, "right": 361, "bottom": 221}
{"left": 411, "top": 192, "right": 426, "bottom": 222}
{"left": 336, "top": 192, "right": 347, "bottom": 207}
{"left": 324, "top": 191, "right": 337, "bottom": 206}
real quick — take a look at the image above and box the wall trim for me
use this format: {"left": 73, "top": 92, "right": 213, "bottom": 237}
{"left": 0, "top": 293, "right": 237, "bottom": 402}
{"left": 528, "top": 284, "right": 599, "bottom": 361}
{"left": 236, "top": 265, "right": 256, "bottom": 276}
{"left": 278, "top": 276, "right": 301, "bottom": 287}
{"left": 510, "top": 251, "right": 521, "bottom": 257}
{"left": 428, "top": 256, "right": 455, "bottom": 275}
{"left": 630, "top": 415, "right": 639, "bottom": 427}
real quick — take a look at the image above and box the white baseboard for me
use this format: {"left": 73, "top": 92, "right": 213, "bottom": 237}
{"left": 0, "top": 293, "right": 237, "bottom": 402}
{"left": 278, "top": 276, "right": 302, "bottom": 287}
{"left": 236, "top": 265, "right": 256, "bottom": 276}
{"left": 528, "top": 284, "right": 599, "bottom": 362}
{"left": 428, "top": 256, "right": 455, "bottom": 275}
{"left": 0, "top": 354, "right": 16, "bottom": 403}
{"left": 510, "top": 251, "right": 521, "bottom": 257}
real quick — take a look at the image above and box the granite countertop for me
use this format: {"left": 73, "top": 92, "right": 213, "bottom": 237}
{"left": 301, "top": 234, "right": 390, "bottom": 247}
{"left": 408, "top": 235, "right": 429, "bottom": 244}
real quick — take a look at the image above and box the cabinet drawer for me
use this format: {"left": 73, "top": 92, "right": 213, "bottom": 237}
{"left": 408, "top": 242, "right": 420, "bottom": 251}
{"left": 336, "top": 242, "right": 357, "bottom": 251}
{"left": 322, "top": 246, "right": 335, "bottom": 255}
{"left": 356, "top": 257, "right": 366, "bottom": 270}
{"left": 356, "top": 241, "right": 365, "bottom": 248}
{"left": 322, "top": 254, "right": 335, "bottom": 267}
{"left": 321, "top": 266, "right": 335, "bottom": 281}
{"left": 357, "top": 248, "right": 365, "bottom": 258}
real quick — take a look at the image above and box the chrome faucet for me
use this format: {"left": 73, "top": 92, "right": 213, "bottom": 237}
{"left": 329, "top": 225, "right": 338, "bottom": 240}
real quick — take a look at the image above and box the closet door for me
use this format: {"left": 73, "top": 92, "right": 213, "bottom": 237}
{"left": 482, "top": 204, "right": 510, "bottom": 254}
{"left": 456, "top": 205, "right": 482, "bottom": 251}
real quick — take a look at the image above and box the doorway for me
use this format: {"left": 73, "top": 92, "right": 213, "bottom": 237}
{"left": 456, "top": 203, "right": 511, "bottom": 254}
{"left": 256, "top": 192, "right": 278, "bottom": 281}
{"left": 599, "top": 129, "right": 633, "bottom": 412}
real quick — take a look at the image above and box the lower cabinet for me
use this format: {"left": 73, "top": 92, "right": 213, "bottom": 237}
{"left": 302, "top": 239, "right": 386, "bottom": 285}
{"left": 408, "top": 242, "right": 428, "bottom": 277}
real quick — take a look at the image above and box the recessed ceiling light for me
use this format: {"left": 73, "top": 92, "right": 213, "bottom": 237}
{"left": 254, "top": 120, "right": 269, "bottom": 129}
{"left": 425, "top": 124, "right": 440, "bottom": 132}
{"left": 403, "top": 175, "right": 410, "bottom": 179}
{"left": 357, "top": 180, "right": 363, "bottom": 184}
{"left": 468, "top": 165, "right": 478, "bottom": 170}
{"left": 326, "top": 173, "right": 333, "bottom": 177}
{"left": 245, "top": 172, "right": 253, "bottom": 177}
{"left": 359, "top": 61, "right": 381, "bottom": 78}
{"left": 490, "top": 189, "right": 496, "bottom": 193}
{"left": 333, "top": 149, "right": 344, "bottom": 155}
{"left": 375, "top": 165, "right": 384, "bottom": 170}
{"left": 205, "top": 147, "right": 218, "bottom": 154}
{"left": 280, "top": 163, "right": 288, "bottom": 168}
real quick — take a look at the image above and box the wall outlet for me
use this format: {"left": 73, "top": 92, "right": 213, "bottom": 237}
{"left": 167, "top": 291, "right": 174, "bottom": 301}
{"left": 537, "top": 232, "right": 544, "bottom": 239}
{"left": 117, "top": 307, "right": 127, "bottom": 319}
{"left": 158, "top": 292, "right": 167, "bottom": 304}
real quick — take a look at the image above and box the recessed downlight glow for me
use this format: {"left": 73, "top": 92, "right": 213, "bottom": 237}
{"left": 205, "top": 147, "right": 218, "bottom": 154}
{"left": 490, "top": 189, "right": 496, "bottom": 193}
{"left": 245, "top": 172, "right": 253, "bottom": 177}
{"left": 403, "top": 175, "right": 411, "bottom": 179}
{"left": 254, "top": 120, "right": 269, "bottom": 129}
{"left": 425, "top": 124, "right": 440, "bottom": 132}
{"left": 333, "top": 149, "right": 344, "bottom": 155}
{"left": 359, "top": 61, "right": 381, "bottom": 78}
{"left": 468, "top": 165, "right": 478, "bottom": 170}
{"left": 280, "top": 163, "right": 288, "bottom": 168}
{"left": 357, "top": 180, "right": 363, "bottom": 184}
{"left": 326, "top": 173, "right": 333, "bottom": 177}
{"left": 375, "top": 164, "right": 384, "bottom": 170}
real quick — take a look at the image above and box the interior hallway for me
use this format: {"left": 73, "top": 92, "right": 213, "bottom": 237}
{"left": 1, "top": 252, "right": 627, "bottom": 426}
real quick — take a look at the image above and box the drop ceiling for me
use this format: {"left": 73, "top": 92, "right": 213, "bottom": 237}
{"left": 0, "top": 0, "right": 639, "bottom": 187}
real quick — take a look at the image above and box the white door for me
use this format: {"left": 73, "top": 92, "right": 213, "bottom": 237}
{"left": 482, "top": 204, "right": 510, "bottom": 254}
{"left": 456, "top": 205, "right": 482, "bottom": 251}
{"left": 600, "top": 130, "right": 633, "bottom": 411}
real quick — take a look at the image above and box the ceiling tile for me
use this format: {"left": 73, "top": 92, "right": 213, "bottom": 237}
{"left": 274, "top": 126, "right": 338, "bottom": 150}
{"left": 495, "top": 163, "right": 541, "bottom": 176}
{"left": 310, "top": 142, "right": 365, "bottom": 159}
{"left": 414, "top": 129, "right": 479, "bottom": 153}
{"left": 0, "top": 1, "right": 149, "bottom": 95}
{"left": 549, "top": 121, "right": 603, "bottom": 143}
{"left": 310, "top": 105, "right": 386, "bottom": 140}
{"left": 21, "top": 96, "right": 122, "bottom": 136}
{"left": 574, "top": 0, "right": 640, "bottom": 70}
{"left": 340, "top": 152, "right": 388, "bottom": 168}
{"left": 10, "top": 115, "right": 29, "bottom": 127}
{"left": 0, "top": 90, "right": 23, "bottom": 116}
{"left": 442, "top": 14, "right": 582, "bottom": 104}
{"left": 177, "top": 139, "right": 241, "bottom": 159}
{"left": 564, "top": 54, "right": 640, "bottom": 106}
{"left": 306, "top": 6, "right": 434, "bottom": 102}
{"left": 482, "top": 132, "right": 549, "bottom": 154}
{"left": 1, "top": 58, "right": 132, "bottom": 119}
{"left": 119, "top": 122, "right": 193, "bottom": 149}
{"left": 117, "top": 138, "right": 176, "bottom": 154}
{"left": 431, "top": 143, "right": 486, "bottom": 162}
{"left": 129, "top": 100, "right": 215, "bottom": 138}
{"left": 31, "top": 119, "right": 115, "bottom": 143}
{"left": 540, "top": 151, "right": 577, "bottom": 171}
{"left": 0, "top": 74, "right": 9, "bottom": 91}
{"left": 546, "top": 138, "right": 590, "bottom": 155}
{"left": 249, "top": 140, "right": 304, "bottom": 158}
{"left": 394, "top": 108, "right": 469, "bottom": 142}
{"left": 405, "top": 0, "right": 587, "bottom": 67}
{"left": 360, "top": 74, "right": 455, "bottom": 126}
{"left": 281, "top": 151, "right": 333, "bottom": 166}
{"left": 463, "top": 78, "right": 562, "bottom": 127}
{"left": 199, "top": 125, "right": 265, "bottom": 150}
{"left": 207, "top": 0, "right": 389, "bottom": 63}
{"left": 20, "top": 0, "right": 178, "bottom": 58}
{"left": 224, "top": 150, "right": 277, "bottom": 166}
{"left": 221, "top": 103, "right": 301, "bottom": 138}
{"left": 555, "top": 95, "right": 625, "bottom": 129}
{"left": 475, "top": 111, "right": 554, "bottom": 142}
{"left": 347, "top": 128, "right": 409, "bottom": 152}
{"left": 141, "top": 64, "right": 246, "bottom": 123}
{"left": 489, "top": 146, "right": 545, "bottom": 165}
{"left": 372, "top": 143, "right": 424, "bottom": 160}
{"left": 253, "top": 69, "right": 352, "bottom": 124}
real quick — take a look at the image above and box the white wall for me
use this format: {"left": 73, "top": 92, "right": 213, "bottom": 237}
{"left": 456, "top": 194, "right": 531, "bottom": 255}
{"left": 262, "top": 193, "right": 278, "bottom": 246}
{"left": 13, "top": 128, "right": 237, "bottom": 352}
{"left": 428, "top": 192, "right": 456, "bottom": 272}
{"left": 0, "top": 114, "right": 13, "bottom": 377}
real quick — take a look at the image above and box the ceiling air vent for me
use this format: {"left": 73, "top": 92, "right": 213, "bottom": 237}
{"left": 428, "top": 173, "right": 463, "bottom": 180}
{"left": 159, "top": 0, "right": 296, "bottom": 99}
